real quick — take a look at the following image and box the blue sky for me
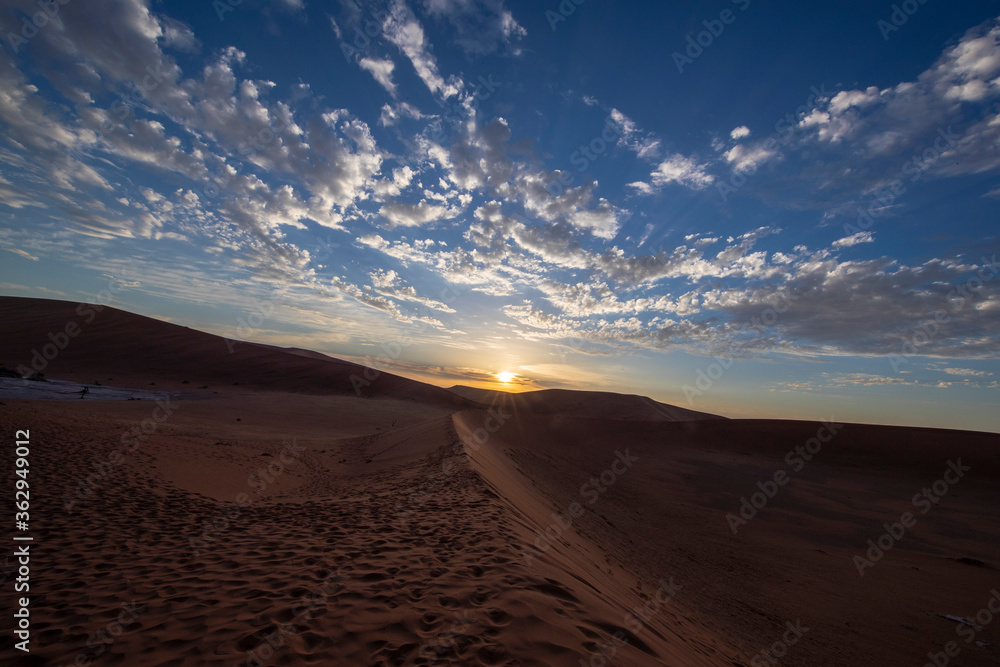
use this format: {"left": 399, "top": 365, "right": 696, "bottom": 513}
{"left": 1, "top": 0, "right": 1000, "bottom": 431}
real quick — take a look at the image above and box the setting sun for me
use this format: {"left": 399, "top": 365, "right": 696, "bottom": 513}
{"left": 496, "top": 372, "right": 516, "bottom": 384}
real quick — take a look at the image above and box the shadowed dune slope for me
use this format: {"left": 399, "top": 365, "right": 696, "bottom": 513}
{"left": 456, "top": 409, "right": 1000, "bottom": 666}
{"left": 0, "top": 296, "right": 476, "bottom": 408}
{"left": 454, "top": 410, "right": 743, "bottom": 666}
{"left": 448, "top": 385, "right": 724, "bottom": 422}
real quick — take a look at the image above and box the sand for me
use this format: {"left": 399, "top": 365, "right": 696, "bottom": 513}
{"left": 1, "top": 296, "right": 998, "bottom": 666}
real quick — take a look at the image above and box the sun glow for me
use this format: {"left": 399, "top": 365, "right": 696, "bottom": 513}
{"left": 496, "top": 371, "right": 516, "bottom": 384}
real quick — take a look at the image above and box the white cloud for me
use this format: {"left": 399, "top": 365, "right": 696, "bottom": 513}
{"left": 383, "top": 0, "right": 461, "bottom": 99}
{"left": 626, "top": 181, "right": 654, "bottom": 195}
{"left": 4, "top": 247, "right": 39, "bottom": 261}
{"left": 794, "top": 18, "right": 1000, "bottom": 180}
{"left": 942, "top": 367, "right": 989, "bottom": 376}
{"left": 379, "top": 200, "right": 457, "bottom": 227}
{"left": 724, "top": 142, "right": 780, "bottom": 173}
{"left": 730, "top": 125, "right": 751, "bottom": 140}
{"left": 608, "top": 108, "right": 661, "bottom": 159}
{"left": 358, "top": 57, "right": 398, "bottom": 97}
{"left": 646, "top": 154, "right": 714, "bottom": 190}
{"left": 379, "top": 101, "right": 426, "bottom": 126}
{"left": 832, "top": 231, "right": 874, "bottom": 248}
{"left": 374, "top": 165, "right": 416, "bottom": 198}
{"left": 828, "top": 87, "right": 882, "bottom": 114}
{"left": 369, "top": 268, "right": 457, "bottom": 312}
{"left": 828, "top": 373, "right": 919, "bottom": 386}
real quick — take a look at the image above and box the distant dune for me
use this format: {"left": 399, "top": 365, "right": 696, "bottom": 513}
{"left": 2, "top": 295, "right": 999, "bottom": 666}
{"left": 0, "top": 296, "right": 474, "bottom": 408}
{"left": 449, "top": 384, "right": 725, "bottom": 422}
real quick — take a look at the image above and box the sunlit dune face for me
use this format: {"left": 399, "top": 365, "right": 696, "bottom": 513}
{"left": 496, "top": 371, "right": 516, "bottom": 384}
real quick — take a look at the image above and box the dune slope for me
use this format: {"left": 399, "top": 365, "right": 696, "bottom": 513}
{"left": 0, "top": 296, "right": 475, "bottom": 408}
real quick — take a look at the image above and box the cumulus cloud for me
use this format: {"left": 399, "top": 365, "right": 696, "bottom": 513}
{"left": 4, "top": 0, "right": 999, "bottom": 369}
{"left": 724, "top": 142, "right": 780, "bottom": 172}
{"left": 0, "top": 0, "right": 393, "bottom": 285}
{"left": 730, "top": 125, "right": 751, "bottom": 139}
{"left": 379, "top": 199, "right": 457, "bottom": 227}
{"left": 629, "top": 154, "right": 714, "bottom": 193}
{"left": 747, "top": 16, "right": 1000, "bottom": 208}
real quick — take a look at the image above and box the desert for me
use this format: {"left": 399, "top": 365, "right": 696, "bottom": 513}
{"left": 1, "top": 296, "right": 998, "bottom": 666}
{"left": 3, "top": 2, "right": 1000, "bottom": 664}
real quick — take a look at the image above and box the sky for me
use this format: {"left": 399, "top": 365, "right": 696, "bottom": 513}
{"left": 1, "top": 0, "right": 999, "bottom": 432}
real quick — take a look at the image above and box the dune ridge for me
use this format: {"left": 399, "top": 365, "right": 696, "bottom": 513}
{"left": 0, "top": 296, "right": 474, "bottom": 407}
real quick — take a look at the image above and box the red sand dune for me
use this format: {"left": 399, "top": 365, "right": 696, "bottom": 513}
{"left": 1, "top": 296, "right": 999, "bottom": 666}
{"left": 0, "top": 296, "right": 474, "bottom": 407}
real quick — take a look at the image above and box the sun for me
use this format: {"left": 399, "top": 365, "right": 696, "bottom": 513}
{"left": 496, "top": 371, "right": 516, "bottom": 384}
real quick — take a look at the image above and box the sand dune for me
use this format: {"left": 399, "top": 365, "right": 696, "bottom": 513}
{"left": 459, "top": 411, "right": 1000, "bottom": 665}
{"left": 448, "top": 385, "right": 724, "bottom": 422}
{"left": 1, "top": 297, "right": 999, "bottom": 666}
{"left": 0, "top": 296, "right": 474, "bottom": 408}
